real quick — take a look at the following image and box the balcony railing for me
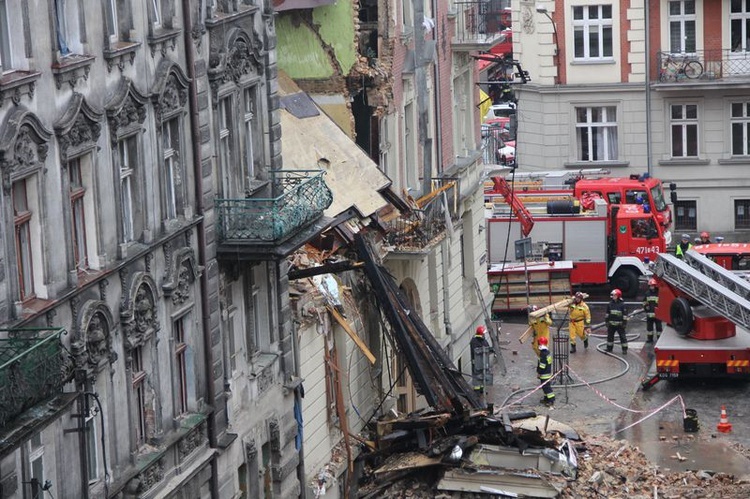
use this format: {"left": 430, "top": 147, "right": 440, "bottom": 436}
{"left": 481, "top": 123, "right": 515, "bottom": 167}
{"left": 216, "top": 170, "right": 333, "bottom": 245}
{"left": 0, "top": 328, "right": 69, "bottom": 428}
{"left": 656, "top": 50, "right": 750, "bottom": 83}
{"left": 453, "top": 1, "right": 509, "bottom": 50}
{"left": 384, "top": 179, "right": 459, "bottom": 252}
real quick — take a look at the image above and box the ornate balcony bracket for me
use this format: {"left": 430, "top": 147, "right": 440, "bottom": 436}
{"left": 0, "top": 70, "right": 41, "bottom": 107}
{"left": 51, "top": 54, "right": 96, "bottom": 89}
{"left": 103, "top": 41, "right": 142, "bottom": 73}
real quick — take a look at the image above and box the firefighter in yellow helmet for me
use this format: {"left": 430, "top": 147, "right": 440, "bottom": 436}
{"left": 528, "top": 305, "right": 552, "bottom": 356}
{"left": 568, "top": 292, "right": 591, "bottom": 353}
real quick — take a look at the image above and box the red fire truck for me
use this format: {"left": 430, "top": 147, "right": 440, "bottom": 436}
{"left": 485, "top": 169, "right": 675, "bottom": 231}
{"left": 641, "top": 249, "right": 750, "bottom": 389}
{"left": 486, "top": 176, "right": 668, "bottom": 307}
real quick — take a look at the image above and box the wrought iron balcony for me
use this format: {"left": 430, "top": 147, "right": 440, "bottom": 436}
{"left": 655, "top": 50, "right": 750, "bottom": 85}
{"left": 1, "top": 328, "right": 70, "bottom": 428}
{"left": 216, "top": 170, "right": 333, "bottom": 245}
{"left": 384, "top": 179, "right": 459, "bottom": 253}
{"left": 452, "top": 0, "right": 510, "bottom": 51}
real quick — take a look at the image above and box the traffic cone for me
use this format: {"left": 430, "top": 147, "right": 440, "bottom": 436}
{"left": 717, "top": 405, "right": 732, "bottom": 433}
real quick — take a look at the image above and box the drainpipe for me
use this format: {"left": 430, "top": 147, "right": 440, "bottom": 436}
{"left": 645, "top": 0, "right": 653, "bottom": 176}
{"left": 181, "top": 1, "right": 220, "bottom": 497}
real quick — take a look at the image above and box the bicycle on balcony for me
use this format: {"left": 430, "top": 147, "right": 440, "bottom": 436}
{"left": 659, "top": 53, "right": 704, "bottom": 82}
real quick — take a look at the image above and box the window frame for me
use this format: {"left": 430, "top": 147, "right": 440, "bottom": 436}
{"left": 0, "top": 0, "right": 11, "bottom": 73}
{"left": 218, "top": 95, "right": 234, "bottom": 198}
{"left": 575, "top": 105, "right": 618, "bottom": 161}
{"left": 572, "top": 4, "right": 614, "bottom": 60}
{"left": 116, "top": 135, "right": 140, "bottom": 244}
{"left": 674, "top": 199, "right": 697, "bottom": 231}
{"left": 132, "top": 346, "right": 148, "bottom": 447}
{"left": 68, "top": 157, "right": 89, "bottom": 272}
{"left": 13, "top": 178, "right": 36, "bottom": 301}
{"left": 668, "top": 0, "right": 696, "bottom": 54}
{"left": 105, "top": 0, "right": 119, "bottom": 44}
{"left": 173, "top": 314, "right": 189, "bottom": 415}
{"left": 735, "top": 199, "right": 750, "bottom": 230}
{"left": 730, "top": 0, "right": 750, "bottom": 52}
{"left": 161, "top": 118, "right": 180, "bottom": 220}
{"left": 242, "top": 86, "right": 259, "bottom": 183}
{"left": 731, "top": 101, "right": 750, "bottom": 156}
{"left": 669, "top": 103, "right": 699, "bottom": 158}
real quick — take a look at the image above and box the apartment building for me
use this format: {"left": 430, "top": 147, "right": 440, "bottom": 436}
{"left": 514, "top": 0, "right": 750, "bottom": 238}
{"left": 0, "top": 1, "right": 333, "bottom": 497}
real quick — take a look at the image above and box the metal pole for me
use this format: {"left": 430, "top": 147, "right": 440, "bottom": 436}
{"left": 645, "top": 0, "right": 653, "bottom": 175}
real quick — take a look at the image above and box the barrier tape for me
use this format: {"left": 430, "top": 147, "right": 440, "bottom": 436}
{"left": 495, "top": 363, "right": 688, "bottom": 434}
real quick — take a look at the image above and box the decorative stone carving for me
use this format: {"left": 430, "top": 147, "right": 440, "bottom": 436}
{"left": 71, "top": 300, "right": 117, "bottom": 381}
{"left": 257, "top": 362, "right": 275, "bottom": 395}
{"left": 125, "top": 457, "right": 165, "bottom": 494}
{"left": 208, "top": 27, "right": 265, "bottom": 104}
{"left": 269, "top": 418, "right": 280, "bottom": 452}
{"left": 245, "top": 439, "right": 257, "bottom": 460}
{"left": 0, "top": 107, "right": 52, "bottom": 193}
{"left": 162, "top": 247, "right": 202, "bottom": 306}
{"left": 177, "top": 422, "right": 206, "bottom": 462}
{"left": 121, "top": 273, "right": 160, "bottom": 351}
{"left": 105, "top": 79, "right": 148, "bottom": 144}
{"left": 54, "top": 93, "right": 104, "bottom": 163}
{"left": 151, "top": 60, "right": 191, "bottom": 123}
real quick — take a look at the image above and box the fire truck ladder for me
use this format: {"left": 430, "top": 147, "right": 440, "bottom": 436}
{"left": 492, "top": 176, "right": 534, "bottom": 237}
{"left": 652, "top": 249, "right": 750, "bottom": 330}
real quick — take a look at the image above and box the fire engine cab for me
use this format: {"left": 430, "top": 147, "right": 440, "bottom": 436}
{"left": 641, "top": 249, "right": 750, "bottom": 390}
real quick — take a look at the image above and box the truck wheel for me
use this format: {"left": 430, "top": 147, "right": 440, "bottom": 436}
{"left": 670, "top": 297, "right": 693, "bottom": 335}
{"left": 612, "top": 268, "right": 639, "bottom": 298}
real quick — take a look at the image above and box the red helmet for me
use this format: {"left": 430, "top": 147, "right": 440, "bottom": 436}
{"left": 538, "top": 336, "right": 549, "bottom": 347}
{"left": 648, "top": 278, "right": 657, "bottom": 287}
{"left": 476, "top": 325, "right": 487, "bottom": 336}
{"left": 700, "top": 231, "right": 710, "bottom": 239}
{"left": 610, "top": 289, "right": 622, "bottom": 299}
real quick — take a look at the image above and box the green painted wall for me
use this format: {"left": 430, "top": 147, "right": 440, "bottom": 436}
{"left": 276, "top": 4, "right": 357, "bottom": 80}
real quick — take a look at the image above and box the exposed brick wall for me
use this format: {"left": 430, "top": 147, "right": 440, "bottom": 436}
{"left": 621, "top": 0, "right": 632, "bottom": 82}
{"left": 649, "top": 0, "right": 662, "bottom": 79}
{"left": 703, "top": 0, "right": 723, "bottom": 53}
{"left": 437, "top": 8, "right": 455, "bottom": 168}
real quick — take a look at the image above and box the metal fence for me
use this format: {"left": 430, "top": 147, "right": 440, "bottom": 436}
{"left": 657, "top": 50, "right": 750, "bottom": 82}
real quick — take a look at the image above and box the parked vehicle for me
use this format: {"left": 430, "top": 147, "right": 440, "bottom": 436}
{"left": 483, "top": 102, "right": 516, "bottom": 127}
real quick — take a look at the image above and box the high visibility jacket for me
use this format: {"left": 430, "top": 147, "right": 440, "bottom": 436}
{"left": 675, "top": 242, "right": 693, "bottom": 258}
{"left": 569, "top": 303, "right": 591, "bottom": 325}
{"left": 606, "top": 299, "right": 628, "bottom": 327}
{"left": 537, "top": 349, "right": 553, "bottom": 380}
{"left": 643, "top": 288, "right": 659, "bottom": 318}
{"left": 530, "top": 314, "right": 553, "bottom": 334}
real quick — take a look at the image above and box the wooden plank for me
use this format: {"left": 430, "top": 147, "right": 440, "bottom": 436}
{"left": 327, "top": 305, "right": 377, "bottom": 365}
{"left": 528, "top": 294, "right": 589, "bottom": 319}
{"left": 518, "top": 326, "right": 534, "bottom": 344}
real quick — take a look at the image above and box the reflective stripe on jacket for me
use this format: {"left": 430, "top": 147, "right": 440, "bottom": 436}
{"left": 537, "top": 350, "right": 553, "bottom": 379}
{"left": 606, "top": 299, "right": 628, "bottom": 327}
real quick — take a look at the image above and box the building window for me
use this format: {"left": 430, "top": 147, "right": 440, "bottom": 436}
{"left": 162, "top": 118, "right": 180, "bottom": 220}
{"left": 223, "top": 289, "right": 241, "bottom": 374}
{"left": 117, "top": 136, "right": 139, "bottom": 243}
{"left": 242, "top": 87, "right": 259, "bottom": 183}
{"left": 668, "top": 1, "right": 696, "bottom": 54}
{"left": 106, "top": 0, "right": 119, "bottom": 43}
{"left": 0, "top": 0, "right": 11, "bottom": 72}
{"left": 736, "top": 199, "right": 750, "bottom": 230}
{"left": 218, "top": 97, "right": 234, "bottom": 197}
{"left": 404, "top": 100, "right": 416, "bottom": 189}
{"left": 27, "top": 434, "right": 45, "bottom": 496}
{"left": 731, "top": 0, "right": 750, "bottom": 52}
{"left": 401, "top": 0, "right": 414, "bottom": 30}
{"left": 731, "top": 102, "right": 750, "bottom": 155}
{"left": 245, "top": 264, "right": 271, "bottom": 355}
{"left": 674, "top": 200, "right": 697, "bottom": 231}
{"left": 132, "top": 346, "right": 148, "bottom": 447}
{"left": 13, "top": 179, "right": 35, "bottom": 301}
{"left": 173, "top": 315, "right": 189, "bottom": 415}
{"left": 69, "top": 158, "right": 89, "bottom": 271}
{"left": 573, "top": 5, "right": 613, "bottom": 59}
{"left": 85, "top": 405, "right": 100, "bottom": 482}
{"left": 670, "top": 104, "right": 698, "bottom": 157}
{"left": 150, "top": 0, "right": 163, "bottom": 28}
{"left": 575, "top": 106, "right": 618, "bottom": 161}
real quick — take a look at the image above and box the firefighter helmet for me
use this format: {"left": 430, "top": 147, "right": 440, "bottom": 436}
{"left": 610, "top": 289, "right": 622, "bottom": 299}
{"left": 476, "top": 325, "right": 487, "bottom": 336}
{"left": 700, "top": 231, "right": 710, "bottom": 239}
{"left": 648, "top": 278, "right": 658, "bottom": 287}
{"left": 681, "top": 233, "right": 691, "bottom": 241}
{"left": 574, "top": 292, "right": 584, "bottom": 301}
{"left": 538, "top": 336, "right": 549, "bottom": 347}
{"left": 529, "top": 305, "right": 539, "bottom": 312}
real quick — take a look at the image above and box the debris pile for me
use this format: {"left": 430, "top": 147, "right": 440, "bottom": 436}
{"left": 560, "top": 434, "right": 750, "bottom": 499}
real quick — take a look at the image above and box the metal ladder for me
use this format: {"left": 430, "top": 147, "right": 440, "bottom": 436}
{"left": 653, "top": 250, "right": 750, "bottom": 329}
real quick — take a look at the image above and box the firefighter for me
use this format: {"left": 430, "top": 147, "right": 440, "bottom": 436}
{"left": 537, "top": 336, "right": 555, "bottom": 406}
{"left": 699, "top": 231, "right": 712, "bottom": 244}
{"left": 643, "top": 278, "right": 663, "bottom": 343}
{"left": 675, "top": 233, "right": 693, "bottom": 259}
{"left": 528, "top": 305, "right": 552, "bottom": 356}
{"left": 471, "top": 326, "right": 492, "bottom": 394}
{"left": 568, "top": 292, "right": 591, "bottom": 353}
{"left": 606, "top": 288, "right": 629, "bottom": 354}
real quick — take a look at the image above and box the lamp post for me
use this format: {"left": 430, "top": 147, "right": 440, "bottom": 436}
{"left": 536, "top": 5, "right": 559, "bottom": 85}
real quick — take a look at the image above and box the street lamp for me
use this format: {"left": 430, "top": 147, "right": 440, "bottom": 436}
{"left": 536, "top": 4, "right": 559, "bottom": 84}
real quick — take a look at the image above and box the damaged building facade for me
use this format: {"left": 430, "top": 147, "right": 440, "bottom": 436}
{"left": 275, "top": 0, "right": 510, "bottom": 496}
{"left": 0, "top": 1, "right": 325, "bottom": 498}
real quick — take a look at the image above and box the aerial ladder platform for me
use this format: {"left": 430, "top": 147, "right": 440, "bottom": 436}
{"left": 642, "top": 249, "right": 750, "bottom": 389}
